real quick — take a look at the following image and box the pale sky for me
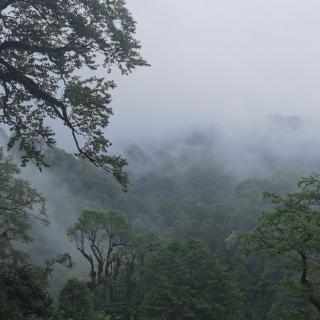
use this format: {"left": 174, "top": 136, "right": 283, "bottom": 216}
{"left": 104, "top": 0, "right": 320, "bottom": 144}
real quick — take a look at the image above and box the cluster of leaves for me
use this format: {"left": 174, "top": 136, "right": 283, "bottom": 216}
{"left": 67, "top": 210, "right": 157, "bottom": 319}
{"left": 0, "top": 147, "right": 46, "bottom": 261}
{"left": 63, "top": 210, "right": 241, "bottom": 320}
{"left": 139, "top": 239, "right": 241, "bottom": 320}
{"left": 0, "top": 0, "right": 148, "bottom": 187}
{"left": 0, "top": 262, "right": 53, "bottom": 320}
{"left": 241, "top": 175, "right": 320, "bottom": 315}
{"left": 0, "top": 149, "right": 54, "bottom": 319}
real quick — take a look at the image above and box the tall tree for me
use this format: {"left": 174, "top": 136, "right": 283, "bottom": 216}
{"left": 67, "top": 209, "right": 132, "bottom": 286}
{"left": 0, "top": 148, "right": 46, "bottom": 261}
{"left": 68, "top": 210, "right": 156, "bottom": 319}
{"left": 0, "top": 0, "right": 148, "bottom": 186}
{"left": 59, "top": 277, "right": 94, "bottom": 320}
{"left": 0, "top": 148, "right": 54, "bottom": 320}
{"left": 242, "top": 176, "right": 320, "bottom": 314}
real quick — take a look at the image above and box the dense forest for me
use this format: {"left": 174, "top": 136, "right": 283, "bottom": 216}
{"left": 1, "top": 0, "right": 320, "bottom": 319}
{"left": 1, "top": 126, "right": 320, "bottom": 319}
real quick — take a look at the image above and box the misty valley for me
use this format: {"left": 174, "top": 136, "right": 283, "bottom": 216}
{"left": 1, "top": 126, "right": 320, "bottom": 319}
{"left": 1, "top": 0, "right": 320, "bottom": 319}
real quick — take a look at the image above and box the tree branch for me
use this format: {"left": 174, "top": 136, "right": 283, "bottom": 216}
{"left": 298, "top": 250, "right": 320, "bottom": 312}
{"left": 0, "top": 40, "right": 76, "bottom": 53}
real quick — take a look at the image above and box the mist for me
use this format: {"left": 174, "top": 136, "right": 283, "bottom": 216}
{"left": 4, "top": 1, "right": 320, "bottom": 317}
{"left": 49, "top": 1, "right": 320, "bottom": 167}
{"left": 101, "top": 0, "right": 320, "bottom": 144}
{"left": 11, "top": 2, "right": 320, "bottom": 291}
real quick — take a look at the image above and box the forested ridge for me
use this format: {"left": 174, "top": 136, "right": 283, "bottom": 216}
{"left": 1, "top": 127, "right": 319, "bottom": 319}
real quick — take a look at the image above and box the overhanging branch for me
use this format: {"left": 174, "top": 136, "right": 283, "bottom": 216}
{"left": 0, "top": 57, "right": 115, "bottom": 174}
{"left": 0, "top": 40, "right": 76, "bottom": 53}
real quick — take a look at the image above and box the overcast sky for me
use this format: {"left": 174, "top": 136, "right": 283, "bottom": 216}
{"left": 97, "top": 0, "right": 320, "bottom": 145}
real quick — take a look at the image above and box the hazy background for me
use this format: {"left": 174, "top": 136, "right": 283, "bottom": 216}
{"left": 51, "top": 0, "right": 320, "bottom": 169}
{"left": 95, "top": 0, "right": 320, "bottom": 145}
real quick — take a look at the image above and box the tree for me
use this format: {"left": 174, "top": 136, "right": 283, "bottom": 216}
{"left": 67, "top": 209, "right": 132, "bottom": 286}
{"left": 68, "top": 210, "right": 156, "bottom": 319}
{"left": 0, "top": 0, "right": 148, "bottom": 186}
{"left": 139, "top": 239, "right": 241, "bottom": 320}
{"left": 59, "top": 278, "right": 94, "bottom": 320}
{"left": 242, "top": 176, "right": 320, "bottom": 314}
{"left": 92, "top": 232, "right": 156, "bottom": 319}
{"left": 0, "top": 148, "right": 55, "bottom": 319}
{"left": 0, "top": 262, "right": 53, "bottom": 320}
{"left": 0, "top": 147, "right": 46, "bottom": 261}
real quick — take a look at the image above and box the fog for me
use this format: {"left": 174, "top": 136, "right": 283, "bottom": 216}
{"left": 4, "top": 2, "right": 320, "bottom": 316}
{"left": 50, "top": 0, "right": 320, "bottom": 165}
{"left": 37, "top": 0, "right": 320, "bottom": 263}
{"left": 10, "top": 0, "right": 320, "bottom": 297}
{"left": 16, "top": 0, "right": 320, "bottom": 253}
{"left": 99, "top": 0, "right": 320, "bottom": 145}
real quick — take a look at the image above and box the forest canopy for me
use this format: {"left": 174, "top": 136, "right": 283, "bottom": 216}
{"left": 0, "top": 0, "right": 319, "bottom": 320}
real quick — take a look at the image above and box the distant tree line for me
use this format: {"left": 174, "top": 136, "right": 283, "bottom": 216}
{"left": 2, "top": 144, "right": 320, "bottom": 319}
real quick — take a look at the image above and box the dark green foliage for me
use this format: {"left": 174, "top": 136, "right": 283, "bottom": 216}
{"left": 24, "top": 146, "right": 300, "bottom": 319}
{"left": 67, "top": 209, "right": 157, "bottom": 319}
{"left": 267, "top": 285, "right": 319, "bottom": 320}
{"left": 67, "top": 209, "right": 132, "bottom": 285}
{"left": 2, "top": 143, "right": 310, "bottom": 319}
{"left": 94, "top": 233, "right": 157, "bottom": 319}
{"left": 242, "top": 175, "right": 320, "bottom": 313}
{"left": 0, "top": 262, "right": 52, "bottom": 320}
{"left": 66, "top": 210, "right": 242, "bottom": 320}
{"left": 139, "top": 239, "right": 241, "bottom": 320}
{"left": 0, "top": 0, "right": 148, "bottom": 186}
{"left": 0, "top": 148, "right": 46, "bottom": 260}
{"left": 59, "top": 278, "right": 93, "bottom": 320}
{"left": 173, "top": 204, "right": 232, "bottom": 254}
{"left": 0, "top": 147, "right": 56, "bottom": 320}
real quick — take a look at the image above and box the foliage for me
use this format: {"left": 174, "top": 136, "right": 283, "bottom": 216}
{"left": 0, "top": 262, "right": 52, "bottom": 320}
{"left": 29, "top": 146, "right": 300, "bottom": 319}
{"left": 59, "top": 277, "right": 93, "bottom": 320}
{"left": 94, "top": 232, "right": 157, "bottom": 319}
{"left": 96, "top": 313, "right": 111, "bottom": 320}
{"left": 173, "top": 204, "right": 232, "bottom": 254}
{"left": 67, "top": 209, "right": 132, "bottom": 285}
{"left": 0, "top": 0, "right": 148, "bottom": 186}
{"left": 139, "top": 239, "right": 241, "bottom": 320}
{"left": 0, "top": 148, "right": 46, "bottom": 260}
{"left": 242, "top": 175, "right": 320, "bottom": 313}
{"left": 67, "top": 210, "right": 157, "bottom": 319}
{"left": 267, "top": 283, "right": 319, "bottom": 320}
{"left": 0, "top": 142, "right": 308, "bottom": 319}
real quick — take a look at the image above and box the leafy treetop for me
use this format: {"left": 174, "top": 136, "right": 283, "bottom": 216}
{"left": 67, "top": 209, "right": 132, "bottom": 285}
{"left": 0, "top": 0, "right": 148, "bottom": 187}
{"left": 242, "top": 175, "right": 320, "bottom": 313}
{"left": 140, "top": 239, "right": 241, "bottom": 320}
